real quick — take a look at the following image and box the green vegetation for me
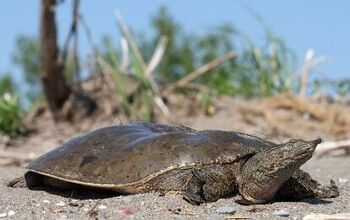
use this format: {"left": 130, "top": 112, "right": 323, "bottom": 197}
{"left": 0, "top": 74, "right": 15, "bottom": 95}
{"left": 94, "top": 6, "right": 302, "bottom": 120}
{"left": 0, "top": 75, "right": 26, "bottom": 137}
{"left": 138, "top": 7, "right": 238, "bottom": 95}
{"left": 334, "top": 80, "right": 350, "bottom": 98}
{"left": 2, "top": 5, "right": 348, "bottom": 126}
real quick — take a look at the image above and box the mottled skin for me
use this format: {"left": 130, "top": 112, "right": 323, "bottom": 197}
{"left": 9, "top": 123, "right": 339, "bottom": 204}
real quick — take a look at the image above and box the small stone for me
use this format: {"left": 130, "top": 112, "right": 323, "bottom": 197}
{"left": 339, "top": 178, "right": 348, "bottom": 183}
{"left": 43, "top": 200, "right": 50, "bottom": 204}
{"left": 7, "top": 210, "right": 15, "bottom": 216}
{"left": 216, "top": 206, "right": 236, "bottom": 215}
{"left": 273, "top": 209, "right": 289, "bottom": 217}
{"left": 56, "top": 201, "right": 66, "bottom": 207}
{"left": 68, "top": 199, "right": 80, "bottom": 207}
{"left": 0, "top": 213, "right": 7, "bottom": 218}
{"left": 98, "top": 204, "right": 107, "bottom": 210}
{"left": 121, "top": 196, "right": 132, "bottom": 203}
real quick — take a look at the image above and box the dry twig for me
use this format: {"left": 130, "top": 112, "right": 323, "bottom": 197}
{"left": 120, "top": 37, "right": 129, "bottom": 74}
{"left": 145, "top": 36, "right": 168, "bottom": 77}
{"left": 298, "top": 49, "right": 327, "bottom": 98}
{"left": 115, "top": 10, "right": 170, "bottom": 116}
{"left": 163, "top": 52, "right": 236, "bottom": 95}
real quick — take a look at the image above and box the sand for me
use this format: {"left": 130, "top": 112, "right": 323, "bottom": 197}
{"left": 0, "top": 156, "right": 349, "bottom": 220}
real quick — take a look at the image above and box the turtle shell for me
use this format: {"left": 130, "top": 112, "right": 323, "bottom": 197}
{"left": 27, "top": 123, "right": 276, "bottom": 191}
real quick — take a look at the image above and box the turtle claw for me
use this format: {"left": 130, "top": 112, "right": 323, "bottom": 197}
{"left": 322, "top": 179, "right": 339, "bottom": 198}
{"left": 7, "top": 176, "right": 26, "bottom": 188}
{"left": 313, "top": 179, "right": 339, "bottom": 199}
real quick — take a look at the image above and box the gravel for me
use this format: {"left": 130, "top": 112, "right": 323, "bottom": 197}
{"left": 273, "top": 209, "right": 289, "bottom": 217}
{"left": 0, "top": 156, "right": 349, "bottom": 219}
{"left": 216, "top": 206, "right": 236, "bottom": 214}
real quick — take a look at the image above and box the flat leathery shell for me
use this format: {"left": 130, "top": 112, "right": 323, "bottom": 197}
{"left": 27, "top": 122, "right": 270, "bottom": 188}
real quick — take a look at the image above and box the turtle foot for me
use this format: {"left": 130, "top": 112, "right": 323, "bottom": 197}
{"left": 316, "top": 179, "right": 339, "bottom": 198}
{"left": 182, "top": 171, "right": 206, "bottom": 205}
{"left": 7, "top": 176, "right": 27, "bottom": 188}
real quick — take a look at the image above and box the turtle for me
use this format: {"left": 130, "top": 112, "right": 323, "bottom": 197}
{"left": 9, "top": 122, "right": 339, "bottom": 205}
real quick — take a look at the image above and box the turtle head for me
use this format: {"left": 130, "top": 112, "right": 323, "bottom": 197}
{"left": 238, "top": 138, "right": 321, "bottom": 204}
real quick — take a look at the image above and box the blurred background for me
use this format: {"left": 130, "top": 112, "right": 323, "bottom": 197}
{"left": 0, "top": 0, "right": 350, "bottom": 162}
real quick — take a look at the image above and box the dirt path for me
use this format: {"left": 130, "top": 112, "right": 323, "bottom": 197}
{"left": 1, "top": 156, "right": 349, "bottom": 220}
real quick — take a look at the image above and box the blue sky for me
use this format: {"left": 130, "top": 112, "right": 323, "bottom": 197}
{"left": 1, "top": 0, "right": 349, "bottom": 84}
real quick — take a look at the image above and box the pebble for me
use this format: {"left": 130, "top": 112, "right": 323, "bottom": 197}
{"left": 68, "top": 199, "right": 80, "bottom": 207}
{"left": 339, "top": 178, "right": 348, "bottom": 183}
{"left": 121, "top": 196, "right": 132, "bottom": 203}
{"left": 98, "top": 205, "right": 107, "bottom": 210}
{"left": 56, "top": 201, "right": 66, "bottom": 207}
{"left": 0, "top": 213, "right": 6, "bottom": 218}
{"left": 7, "top": 210, "right": 15, "bottom": 217}
{"left": 273, "top": 209, "right": 289, "bottom": 217}
{"left": 43, "top": 200, "right": 50, "bottom": 204}
{"left": 216, "top": 206, "right": 236, "bottom": 215}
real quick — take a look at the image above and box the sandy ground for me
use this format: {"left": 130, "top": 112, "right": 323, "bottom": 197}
{"left": 1, "top": 95, "right": 350, "bottom": 219}
{"left": 0, "top": 155, "right": 349, "bottom": 220}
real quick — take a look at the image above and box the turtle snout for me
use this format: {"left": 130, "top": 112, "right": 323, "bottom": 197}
{"left": 293, "top": 138, "right": 321, "bottom": 155}
{"left": 312, "top": 138, "right": 322, "bottom": 145}
{"left": 305, "top": 138, "right": 322, "bottom": 154}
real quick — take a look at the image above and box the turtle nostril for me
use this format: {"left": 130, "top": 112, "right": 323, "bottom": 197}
{"left": 312, "top": 138, "right": 322, "bottom": 145}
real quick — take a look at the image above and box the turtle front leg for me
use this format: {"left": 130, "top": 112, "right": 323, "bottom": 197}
{"left": 8, "top": 172, "right": 44, "bottom": 188}
{"left": 7, "top": 176, "right": 27, "bottom": 188}
{"left": 182, "top": 170, "right": 206, "bottom": 205}
{"left": 276, "top": 169, "right": 339, "bottom": 201}
{"left": 182, "top": 167, "right": 238, "bottom": 205}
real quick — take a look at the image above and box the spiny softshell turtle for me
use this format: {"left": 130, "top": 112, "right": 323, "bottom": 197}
{"left": 10, "top": 122, "right": 339, "bottom": 204}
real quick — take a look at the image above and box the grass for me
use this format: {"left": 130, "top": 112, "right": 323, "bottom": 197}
{"left": 3, "top": 5, "right": 348, "bottom": 128}
{"left": 0, "top": 93, "right": 26, "bottom": 137}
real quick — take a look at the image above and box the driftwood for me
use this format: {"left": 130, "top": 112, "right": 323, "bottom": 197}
{"left": 315, "top": 140, "right": 350, "bottom": 156}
